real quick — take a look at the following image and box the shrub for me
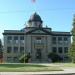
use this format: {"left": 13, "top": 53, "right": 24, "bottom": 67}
{"left": 19, "top": 53, "right": 31, "bottom": 63}
{"left": 48, "top": 52, "right": 62, "bottom": 62}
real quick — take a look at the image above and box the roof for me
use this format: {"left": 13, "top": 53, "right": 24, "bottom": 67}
{"left": 3, "top": 28, "right": 71, "bottom": 36}
{"left": 28, "top": 12, "right": 43, "bottom": 23}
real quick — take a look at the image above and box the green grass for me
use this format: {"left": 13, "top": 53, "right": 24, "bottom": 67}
{"left": 53, "top": 63, "right": 75, "bottom": 67}
{"left": 61, "top": 63, "right": 75, "bottom": 67}
{"left": 0, "top": 63, "right": 63, "bottom": 72}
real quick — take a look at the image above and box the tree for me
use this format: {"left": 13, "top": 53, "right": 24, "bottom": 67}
{"left": 19, "top": 53, "right": 31, "bottom": 63}
{"left": 48, "top": 52, "right": 62, "bottom": 62}
{"left": 69, "top": 15, "right": 75, "bottom": 63}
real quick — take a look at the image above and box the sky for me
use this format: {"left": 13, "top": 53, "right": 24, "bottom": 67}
{"left": 0, "top": 0, "right": 75, "bottom": 41}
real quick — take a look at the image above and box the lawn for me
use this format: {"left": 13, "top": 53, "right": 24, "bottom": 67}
{"left": 0, "top": 63, "right": 63, "bottom": 72}
{"left": 54, "top": 63, "right": 75, "bottom": 67}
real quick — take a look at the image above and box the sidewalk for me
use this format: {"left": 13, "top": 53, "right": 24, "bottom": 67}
{"left": 0, "top": 68, "right": 75, "bottom": 75}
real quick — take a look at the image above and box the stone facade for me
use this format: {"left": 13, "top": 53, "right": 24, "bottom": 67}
{"left": 3, "top": 13, "right": 71, "bottom": 63}
{"left": 0, "top": 39, "right": 3, "bottom": 63}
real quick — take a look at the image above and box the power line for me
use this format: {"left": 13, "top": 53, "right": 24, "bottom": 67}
{"left": 0, "top": 8, "right": 75, "bottom": 14}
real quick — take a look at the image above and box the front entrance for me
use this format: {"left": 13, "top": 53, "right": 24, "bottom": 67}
{"left": 36, "top": 49, "right": 42, "bottom": 62}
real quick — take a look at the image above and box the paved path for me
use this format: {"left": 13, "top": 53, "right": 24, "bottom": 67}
{"left": 0, "top": 71, "right": 75, "bottom": 75}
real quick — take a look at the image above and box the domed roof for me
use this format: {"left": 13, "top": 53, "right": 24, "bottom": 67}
{"left": 28, "top": 12, "right": 43, "bottom": 23}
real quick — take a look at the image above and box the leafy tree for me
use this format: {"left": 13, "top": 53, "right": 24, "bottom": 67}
{"left": 69, "top": 15, "right": 75, "bottom": 63}
{"left": 19, "top": 53, "right": 31, "bottom": 63}
{"left": 48, "top": 52, "right": 62, "bottom": 62}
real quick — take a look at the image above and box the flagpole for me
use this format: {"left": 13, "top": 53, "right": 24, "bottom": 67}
{"left": 31, "top": 0, "right": 37, "bottom": 13}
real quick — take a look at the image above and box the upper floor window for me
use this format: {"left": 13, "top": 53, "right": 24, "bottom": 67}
{"left": 36, "top": 37, "right": 42, "bottom": 44}
{"left": 64, "top": 37, "right": 68, "bottom": 44}
{"left": 7, "top": 36, "right": 12, "bottom": 43}
{"left": 52, "top": 37, "right": 56, "bottom": 41}
{"left": 58, "top": 37, "right": 62, "bottom": 41}
{"left": 64, "top": 37, "right": 68, "bottom": 41}
{"left": 7, "top": 36, "right": 12, "bottom": 40}
{"left": 14, "top": 36, "right": 18, "bottom": 40}
{"left": 20, "top": 36, "right": 24, "bottom": 40}
{"left": 58, "top": 37, "right": 63, "bottom": 44}
{"left": 20, "top": 36, "right": 24, "bottom": 44}
{"left": 52, "top": 37, "right": 56, "bottom": 44}
{"left": 14, "top": 36, "right": 18, "bottom": 44}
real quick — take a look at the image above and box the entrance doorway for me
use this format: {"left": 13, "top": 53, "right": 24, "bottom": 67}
{"left": 36, "top": 49, "right": 42, "bottom": 62}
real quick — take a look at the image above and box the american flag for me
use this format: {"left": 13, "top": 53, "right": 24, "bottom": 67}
{"left": 31, "top": 0, "right": 36, "bottom": 3}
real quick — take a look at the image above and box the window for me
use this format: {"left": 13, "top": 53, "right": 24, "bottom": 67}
{"left": 20, "top": 36, "right": 24, "bottom": 40}
{"left": 64, "top": 37, "right": 68, "bottom": 44}
{"left": 13, "top": 57, "right": 18, "bottom": 62}
{"left": 52, "top": 47, "right": 57, "bottom": 53}
{"left": 13, "top": 47, "right": 18, "bottom": 53}
{"left": 7, "top": 36, "right": 12, "bottom": 40}
{"left": 64, "top": 47, "right": 68, "bottom": 53}
{"left": 58, "top": 37, "right": 62, "bottom": 41}
{"left": 32, "top": 22, "right": 35, "bottom": 27}
{"left": 58, "top": 37, "right": 63, "bottom": 45}
{"left": 52, "top": 37, "right": 56, "bottom": 44}
{"left": 64, "top": 37, "right": 68, "bottom": 41}
{"left": 20, "top": 47, "right": 24, "bottom": 53}
{"left": 52, "top": 37, "right": 56, "bottom": 41}
{"left": 20, "top": 40, "right": 24, "bottom": 44}
{"left": 7, "top": 57, "right": 12, "bottom": 62}
{"left": 58, "top": 37, "right": 63, "bottom": 44}
{"left": 14, "top": 36, "right": 18, "bottom": 44}
{"left": 7, "top": 36, "right": 12, "bottom": 43}
{"left": 20, "top": 36, "right": 24, "bottom": 44}
{"left": 37, "top": 22, "right": 41, "bottom": 26}
{"left": 7, "top": 47, "right": 12, "bottom": 53}
{"left": 64, "top": 56, "right": 69, "bottom": 61}
{"left": 36, "top": 37, "right": 42, "bottom": 43}
{"left": 14, "top": 36, "right": 18, "bottom": 40}
{"left": 58, "top": 47, "right": 63, "bottom": 53}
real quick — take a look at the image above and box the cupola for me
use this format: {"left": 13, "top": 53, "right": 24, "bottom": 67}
{"left": 28, "top": 12, "right": 43, "bottom": 27}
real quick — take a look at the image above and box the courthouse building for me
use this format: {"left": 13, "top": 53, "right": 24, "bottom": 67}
{"left": 3, "top": 13, "right": 71, "bottom": 63}
{"left": 0, "top": 39, "right": 3, "bottom": 63}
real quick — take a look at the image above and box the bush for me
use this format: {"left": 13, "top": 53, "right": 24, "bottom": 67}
{"left": 19, "top": 53, "right": 31, "bottom": 63}
{"left": 48, "top": 52, "right": 62, "bottom": 62}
